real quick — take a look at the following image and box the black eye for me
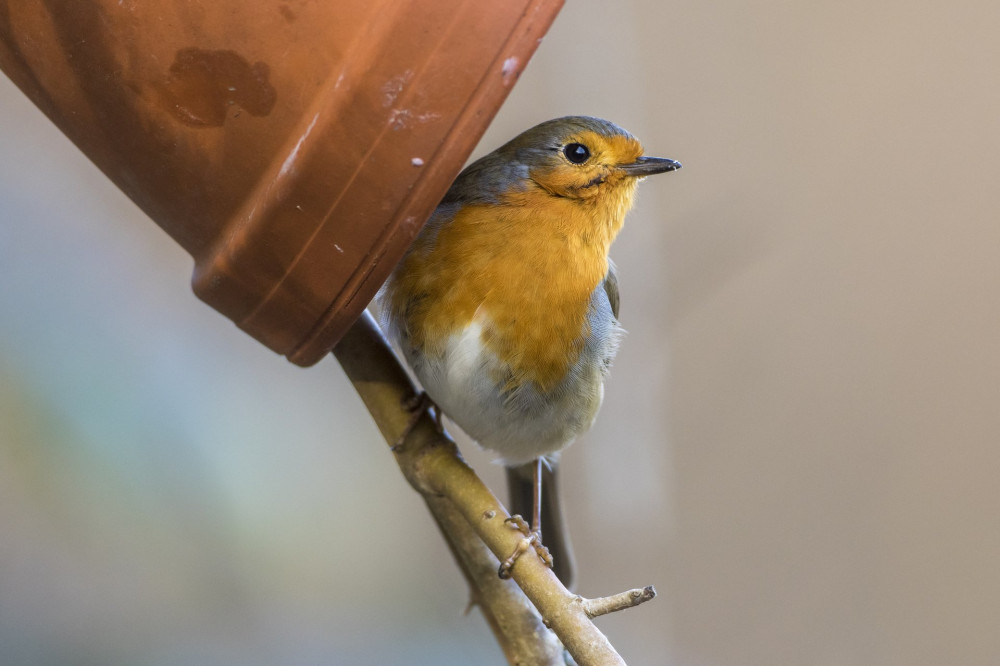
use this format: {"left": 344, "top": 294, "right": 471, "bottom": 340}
{"left": 563, "top": 143, "right": 590, "bottom": 164}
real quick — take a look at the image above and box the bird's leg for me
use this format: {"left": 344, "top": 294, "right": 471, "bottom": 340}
{"left": 498, "top": 458, "right": 553, "bottom": 578}
{"left": 531, "top": 456, "right": 543, "bottom": 536}
{"left": 393, "top": 391, "right": 443, "bottom": 451}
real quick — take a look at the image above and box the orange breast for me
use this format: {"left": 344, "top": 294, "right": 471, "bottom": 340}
{"left": 391, "top": 188, "right": 626, "bottom": 392}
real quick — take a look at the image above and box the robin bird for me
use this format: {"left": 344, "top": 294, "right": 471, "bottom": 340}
{"left": 378, "top": 116, "right": 680, "bottom": 586}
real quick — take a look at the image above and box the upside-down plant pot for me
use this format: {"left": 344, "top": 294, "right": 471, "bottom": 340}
{"left": 0, "top": 0, "right": 563, "bottom": 364}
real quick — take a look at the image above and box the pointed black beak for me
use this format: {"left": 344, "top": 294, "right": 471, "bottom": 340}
{"left": 619, "top": 156, "right": 682, "bottom": 177}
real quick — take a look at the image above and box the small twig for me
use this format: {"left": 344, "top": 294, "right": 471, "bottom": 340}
{"left": 580, "top": 586, "right": 657, "bottom": 619}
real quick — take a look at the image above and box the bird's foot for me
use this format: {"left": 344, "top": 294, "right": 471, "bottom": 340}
{"left": 497, "top": 514, "right": 553, "bottom": 579}
{"left": 392, "top": 391, "right": 443, "bottom": 451}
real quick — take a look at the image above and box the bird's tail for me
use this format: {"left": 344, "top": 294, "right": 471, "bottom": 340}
{"left": 505, "top": 460, "right": 576, "bottom": 590}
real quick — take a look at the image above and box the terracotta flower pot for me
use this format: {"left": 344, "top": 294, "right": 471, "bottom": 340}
{"left": 0, "top": 0, "right": 563, "bottom": 365}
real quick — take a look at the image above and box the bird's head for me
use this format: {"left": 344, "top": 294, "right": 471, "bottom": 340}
{"left": 437, "top": 116, "right": 680, "bottom": 252}
{"left": 498, "top": 116, "right": 680, "bottom": 201}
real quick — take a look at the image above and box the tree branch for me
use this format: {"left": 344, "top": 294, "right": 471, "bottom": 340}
{"left": 333, "top": 311, "right": 651, "bottom": 665}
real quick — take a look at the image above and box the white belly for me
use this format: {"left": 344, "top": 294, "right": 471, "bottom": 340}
{"left": 405, "top": 321, "right": 607, "bottom": 466}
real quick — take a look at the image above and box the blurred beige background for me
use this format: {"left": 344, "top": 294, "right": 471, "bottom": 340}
{"left": 3, "top": 1, "right": 1000, "bottom": 664}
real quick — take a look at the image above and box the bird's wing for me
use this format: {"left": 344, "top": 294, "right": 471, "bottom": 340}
{"left": 602, "top": 260, "right": 620, "bottom": 320}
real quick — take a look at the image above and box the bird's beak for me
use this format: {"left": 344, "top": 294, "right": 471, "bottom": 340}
{"left": 619, "top": 156, "right": 682, "bottom": 177}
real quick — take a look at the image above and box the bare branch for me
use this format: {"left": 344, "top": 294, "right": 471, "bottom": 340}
{"left": 333, "top": 312, "right": 655, "bottom": 665}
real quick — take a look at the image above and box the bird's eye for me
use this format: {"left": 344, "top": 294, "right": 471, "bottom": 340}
{"left": 563, "top": 143, "right": 590, "bottom": 164}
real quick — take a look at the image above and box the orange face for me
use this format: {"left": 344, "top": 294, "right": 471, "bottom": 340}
{"left": 527, "top": 129, "right": 645, "bottom": 201}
